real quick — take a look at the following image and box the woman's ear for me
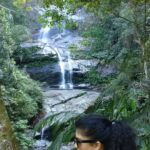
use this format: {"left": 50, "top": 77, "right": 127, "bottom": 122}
{"left": 94, "top": 141, "right": 104, "bottom": 150}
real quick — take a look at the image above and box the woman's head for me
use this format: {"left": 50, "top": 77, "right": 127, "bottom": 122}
{"left": 75, "top": 127, "right": 103, "bottom": 150}
{"left": 75, "top": 114, "right": 137, "bottom": 150}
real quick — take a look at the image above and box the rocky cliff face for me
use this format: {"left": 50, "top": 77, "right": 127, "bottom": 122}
{"left": 26, "top": 0, "right": 43, "bottom": 32}
{"left": 0, "top": 100, "right": 19, "bottom": 150}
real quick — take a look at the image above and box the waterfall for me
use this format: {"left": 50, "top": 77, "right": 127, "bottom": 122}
{"left": 40, "top": 127, "right": 45, "bottom": 140}
{"left": 38, "top": 27, "right": 73, "bottom": 89}
{"left": 54, "top": 48, "right": 73, "bottom": 89}
{"left": 65, "top": 51, "right": 73, "bottom": 89}
{"left": 39, "top": 27, "right": 50, "bottom": 43}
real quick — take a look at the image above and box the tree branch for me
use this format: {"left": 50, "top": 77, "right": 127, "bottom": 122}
{"left": 112, "top": 11, "right": 137, "bottom": 25}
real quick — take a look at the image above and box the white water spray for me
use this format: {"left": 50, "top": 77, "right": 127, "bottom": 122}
{"left": 39, "top": 27, "right": 50, "bottom": 43}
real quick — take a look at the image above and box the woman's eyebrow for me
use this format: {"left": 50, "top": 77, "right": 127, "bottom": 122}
{"left": 75, "top": 137, "right": 89, "bottom": 141}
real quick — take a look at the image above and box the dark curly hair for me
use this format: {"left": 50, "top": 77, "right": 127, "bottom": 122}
{"left": 75, "top": 114, "right": 137, "bottom": 150}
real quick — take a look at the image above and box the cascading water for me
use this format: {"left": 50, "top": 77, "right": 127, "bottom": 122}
{"left": 54, "top": 47, "right": 73, "bottom": 89}
{"left": 65, "top": 51, "right": 73, "bottom": 89}
{"left": 40, "top": 127, "right": 45, "bottom": 140}
{"left": 38, "top": 27, "right": 73, "bottom": 89}
{"left": 39, "top": 27, "right": 50, "bottom": 43}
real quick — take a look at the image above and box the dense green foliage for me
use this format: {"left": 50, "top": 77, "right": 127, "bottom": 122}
{"left": 35, "top": 0, "right": 150, "bottom": 150}
{"left": 0, "top": 1, "right": 43, "bottom": 149}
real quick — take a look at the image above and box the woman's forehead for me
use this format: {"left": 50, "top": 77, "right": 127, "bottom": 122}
{"left": 75, "top": 128, "right": 89, "bottom": 139}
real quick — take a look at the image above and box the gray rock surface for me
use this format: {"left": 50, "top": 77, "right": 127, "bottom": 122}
{"left": 43, "top": 89, "right": 99, "bottom": 119}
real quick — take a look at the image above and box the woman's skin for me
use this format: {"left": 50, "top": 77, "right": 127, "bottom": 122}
{"left": 75, "top": 128, "right": 104, "bottom": 150}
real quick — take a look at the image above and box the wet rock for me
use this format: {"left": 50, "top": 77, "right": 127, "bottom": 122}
{"left": 98, "top": 65, "right": 117, "bottom": 76}
{"left": 43, "top": 89, "right": 100, "bottom": 120}
{"left": 32, "top": 140, "right": 50, "bottom": 150}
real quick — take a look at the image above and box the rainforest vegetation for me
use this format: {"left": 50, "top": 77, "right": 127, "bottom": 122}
{"left": 0, "top": 0, "right": 43, "bottom": 149}
{"left": 0, "top": 0, "right": 150, "bottom": 150}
